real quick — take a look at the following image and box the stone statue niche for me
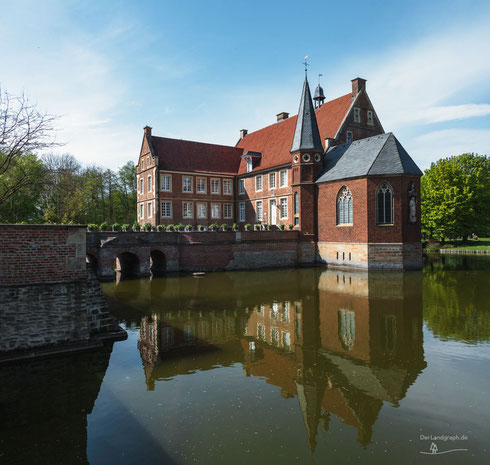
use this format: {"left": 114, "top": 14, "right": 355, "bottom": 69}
{"left": 408, "top": 183, "right": 417, "bottom": 223}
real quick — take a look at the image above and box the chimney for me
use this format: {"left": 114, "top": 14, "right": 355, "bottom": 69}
{"left": 325, "top": 138, "right": 335, "bottom": 150}
{"left": 144, "top": 125, "right": 152, "bottom": 137}
{"left": 276, "top": 112, "right": 289, "bottom": 122}
{"left": 351, "top": 78, "right": 366, "bottom": 96}
{"left": 240, "top": 129, "right": 248, "bottom": 140}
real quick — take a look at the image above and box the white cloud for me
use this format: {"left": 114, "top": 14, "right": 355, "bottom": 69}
{"left": 406, "top": 129, "right": 490, "bottom": 170}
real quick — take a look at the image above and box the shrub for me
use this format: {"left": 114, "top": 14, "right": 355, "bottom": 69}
{"left": 232, "top": 223, "right": 238, "bottom": 231}
{"left": 441, "top": 243, "right": 455, "bottom": 249}
{"left": 254, "top": 223, "right": 261, "bottom": 231}
{"left": 100, "top": 222, "right": 109, "bottom": 231}
{"left": 166, "top": 224, "right": 175, "bottom": 231}
{"left": 198, "top": 224, "right": 205, "bottom": 231}
{"left": 186, "top": 224, "right": 193, "bottom": 231}
{"left": 279, "top": 224, "right": 285, "bottom": 230}
{"left": 221, "top": 223, "right": 228, "bottom": 231}
{"left": 87, "top": 224, "right": 99, "bottom": 232}
{"left": 245, "top": 223, "right": 252, "bottom": 231}
{"left": 176, "top": 223, "right": 185, "bottom": 231}
{"left": 157, "top": 225, "right": 165, "bottom": 231}
{"left": 425, "top": 243, "right": 440, "bottom": 252}
{"left": 112, "top": 223, "right": 121, "bottom": 232}
{"left": 143, "top": 223, "right": 152, "bottom": 231}
{"left": 288, "top": 224, "right": 294, "bottom": 230}
{"left": 209, "top": 223, "right": 219, "bottom": 231}
{"left": 121, "top": 224, "right": 130, "bottom": 232}
{"left": 132, "top": 221, "right": 141, "bottom": 231}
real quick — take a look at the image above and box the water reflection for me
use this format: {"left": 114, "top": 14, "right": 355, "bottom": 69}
{"left": 135, "top": 269, "right": 426, "bottom": 450}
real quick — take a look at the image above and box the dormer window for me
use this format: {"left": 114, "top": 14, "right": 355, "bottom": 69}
{"left": 367, "top": 110, "right": 374, "bottom": 125}
{"left": 346, "top": 131, "right": 353, "bottom": 144}
{"left": 353, "top": 107, "right": 361, "bottom": 123}
{"left": 246, "top": 158, "right": 253, "bottom": 173}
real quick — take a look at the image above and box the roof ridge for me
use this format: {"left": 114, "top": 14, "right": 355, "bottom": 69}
{"left": 151, "top": 135, "right": 241, "bottom": 151}
{"left": 367, "top": 133, "right": 392, "bottom": 175}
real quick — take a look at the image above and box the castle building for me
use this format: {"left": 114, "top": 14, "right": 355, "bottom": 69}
{"left": 137, "top": 74, "right": 423, "bottom": 270}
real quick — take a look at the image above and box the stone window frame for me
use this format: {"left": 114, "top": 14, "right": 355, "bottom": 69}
{"left": 246, "top": 158, "right": 253, "bottom": 173}
{"left": 239, "top": 179, "right": 245, "bottom": 195}
{"left": 367, "top": 110, "right": 374, "bottom": 126}
{"left": 161, "top": 201, "right": 172, "bottom": 218}
{"left": 183, "top": 201, "right": 193, "bottom": 219}
{"left": 239, "top": 201, "right": 245, "bottom": 222}
{"left": 353, "top": 107, "right": 361, "bottom": 123}
{"left": 223, "top": 203, "right": 233, "bottom": 219}
{"left": 255, "top": 175, "right": 263, "bottom": 192}
{"left": 161, "top": 174, "right": 172, "bottom": 192}
{"left": 196, "top": 177, "right": 207, "bottom": 194}
{"left": 279, "top": 169, "right": 288, "bottom": 188}
{"left": 279, "top": 197, "right": 288, "bottom": 219}
{"left": 182, "top": 176, "right": 193, "bottom": 193}
{"left": 211, "top": 178, "right": 221, "bottom": 195}
{"left": 376, "top": 181, "right": 394, "bottom": 225}
{"left": 196, "top": 202, "right": 207, "bottom": 219}
{"left": 269, "top": 172, "right": 276, "bottom": 190}
{"left": 140, "top": 203, "right": 144, "bottom": 219}
{"left": 148, "top": 175, "right": 152, "bottom": 193}
{"left": 223, "top": 179, "right": 233, "bottom": 195}
{"left": 140, "top": 178, "right": 144, "bottom": 194}
{"left": 211, "top": 203, "right": 221, "bottom": 219}
{"left": 256, "top": 200, "right": 263, "bottom": 221}
{"left": 337, "top": 186, "right": 353, "bottom": 225}
{"left": 147, "top": 201, "right": 152, "bottom": 218}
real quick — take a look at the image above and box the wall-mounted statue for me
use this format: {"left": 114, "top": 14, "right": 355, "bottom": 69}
{"left": 408, "top": 183, "right": 417, "bottom": 223}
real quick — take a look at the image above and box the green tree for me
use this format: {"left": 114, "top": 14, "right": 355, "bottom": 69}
{"left": 421, "top": 153, "right": 490, "bottom": 240}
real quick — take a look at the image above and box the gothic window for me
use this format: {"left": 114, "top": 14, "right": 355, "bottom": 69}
{"left": 377, "top": 182, "right": 394, "bottom": 224}
{"left": 338, "top": 309, "right": 355, "bottom": 351}
{"left": 337, "top": 186, "right": 353, "bottom": 224}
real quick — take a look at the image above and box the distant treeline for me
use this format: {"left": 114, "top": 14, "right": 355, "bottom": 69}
{"left": 0, "top": 153, "right": 136, "bottom": 225}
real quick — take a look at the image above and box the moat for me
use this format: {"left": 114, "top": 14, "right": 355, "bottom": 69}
{"left": 1, "top": 255, "right": 489, "bottom": 465}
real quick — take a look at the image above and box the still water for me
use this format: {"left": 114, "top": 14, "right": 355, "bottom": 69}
{"left": 1, "top": 255, "right": 490, "bottom": 464}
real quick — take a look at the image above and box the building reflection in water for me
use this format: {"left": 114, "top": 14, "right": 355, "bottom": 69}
{"left": 138, "top": 269, "right": 426, "bottom": 450}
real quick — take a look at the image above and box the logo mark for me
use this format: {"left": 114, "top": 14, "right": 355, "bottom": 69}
{"left": 419, "top": 442, "right": 468, "bottom": 456}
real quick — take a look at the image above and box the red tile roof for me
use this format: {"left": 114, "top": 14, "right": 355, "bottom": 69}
{"left": 149, "top": 93, "right": 353, "bottom": 176}
{"left": 151, "top": 136, "right": 243, "bottom": 175}
{"left": 236, "top": 93, "right": 353, "bottom": 175}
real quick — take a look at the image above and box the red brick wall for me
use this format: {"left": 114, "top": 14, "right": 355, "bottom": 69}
{"left": 0, "top": 225, "right": 87, "bottom": 285}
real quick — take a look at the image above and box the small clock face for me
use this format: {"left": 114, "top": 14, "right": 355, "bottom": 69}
{"left": 314, "top": 153, "right": 321, "bottom": 162}
{"left": 293, "top": 155, "right": 299, "bottom": 163}
{"left": 302, "top": 153, "right": 311, "bottom": 162}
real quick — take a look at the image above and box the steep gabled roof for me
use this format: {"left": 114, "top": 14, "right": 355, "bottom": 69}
{"left": 316, "top": 133, "right": 423, "bottom": 183}
{"left": 150, "top": 136, "right": 243, "bottom": 175}
{"left": 236, "top": 93, "right": 353, "bottom": 175}
{"left": 290, "top": 77, "right": 323, "bottom": 154}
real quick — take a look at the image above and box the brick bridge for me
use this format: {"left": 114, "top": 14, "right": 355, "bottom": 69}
{"left": 86, "top": 230, "right": 314, "bottom": 279}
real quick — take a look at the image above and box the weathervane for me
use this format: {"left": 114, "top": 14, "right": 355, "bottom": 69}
{"left": 318, "top": 73, "right": 323, "bottom": 85}
{"left": 303, "top": 56, "right": 309, "bottom": 76}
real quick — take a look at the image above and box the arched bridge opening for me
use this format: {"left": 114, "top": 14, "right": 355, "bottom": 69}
{"left": 150, "top": 250, "right": 167, "bottom": 274}
{"left": 115, "top": 252, "right": 140, "bottom": 277}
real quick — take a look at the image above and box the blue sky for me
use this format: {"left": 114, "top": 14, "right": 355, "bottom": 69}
{"left": 1, "top": 0, "right": 490, "bottom": 171}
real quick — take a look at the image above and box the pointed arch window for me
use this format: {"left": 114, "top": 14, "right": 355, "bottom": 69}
{"left": 337, "top": 186, "right": 353, "bottom": 224}
{"left": 377, "top": 182, "right": 393, "bottom": 225}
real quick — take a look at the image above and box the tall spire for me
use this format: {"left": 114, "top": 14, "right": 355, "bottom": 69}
{"left": 290, "top": 73, "right": 323, "bottom": 154}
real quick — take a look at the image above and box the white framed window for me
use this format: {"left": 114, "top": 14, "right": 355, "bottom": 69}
{"left": 258, "top": 323, "right": 265, "bottom": 340}
{"left": 147, "top": 201, "right": 152, "bottom": 218}
{"left": 224, "top": 204, "right": 233, "bottom": 219}
{"left": 183, "top": 202, "right": 193, "bottom": 218}
{"left": 148, "top": 175, "right": 152, "bottom": 193}
{"left": 256, "top": 200, "right": 263, "bottom": 221}
{"left": 269, "top": 172, "right": 276, "bottom": 189}
{"left": 161, "top": 175, "right": 171, "bottom": 192}
{"left": 246, "top": 158, "right": 252, "bottom": 173}
{"left": 211, "top": 179, "right": 220, "bottom": 194}
{"left": 239, "top": 202, "right": 245, "bottom": 222}
{"left": 279, "top": 169, "right": 288, "bottom": 188}
{"left": 367, "top": 110, "right": 374, "bottom": 126}
{"left": 377, "top": 182, "right": 394, "bottom": 225}
{"left": 223, "top": 179, "right": 232, "bottom": 195}
{"left": 197, "top": 202, "right": 207, "bottom": 219}
{"left": 280, "top": 198, "right": 288, "bottom": 219}
{"left": 140, "top": 178, "right": 144, "bottom": 194}
{"left": 337, "top": 186, "right": 353, "bottom": 224}
{"left": 196, "top": 177, "right": 206, "bottom": 193}
{"left": 255, "top": 175, "right": 263, "bottom": 192}
{"left": 239, "top": 179, "right": 245, "bottom": 195}
{"left": 282, "top": 332, "right": 291, "bottom": 349}
{"left": 183, "top": 176, "right": 193, "bottom": 193}
{"left": 140, "top": 203, "right": 144, "bottom": 218}
{"left": 354, "top": 107, "right": 361, "bottom": 123}
{"left": 211, "top": 203, "right": 220, "bottom": 218}
{"left": 161, "top": 201, "right": 171, "bottom": 218}
{"left": 346, "top": 131, "right": 353, "bottom": 144}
